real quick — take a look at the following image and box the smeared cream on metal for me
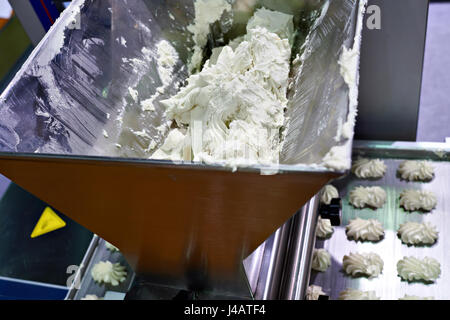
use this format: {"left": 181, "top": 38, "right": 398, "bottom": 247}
{"left": 322, "top": 0, "right": 368, "bottom": 170}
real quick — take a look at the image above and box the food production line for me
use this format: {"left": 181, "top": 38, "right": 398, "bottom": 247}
{"left": 0, "top": 0, "right": 442, "bottom": 300}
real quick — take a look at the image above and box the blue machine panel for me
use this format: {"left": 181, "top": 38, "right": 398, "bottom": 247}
{"left": 0, "top": 276, "right": 68, "bottom": 300}
{"left": 29, "top": 0, "right": 60, "bottom": 31}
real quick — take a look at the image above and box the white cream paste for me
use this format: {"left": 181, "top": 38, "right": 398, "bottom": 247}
{"left": 105, "top": 241, "right": 120, "bottom": 252}
{"left": 155, "top": 40, "right": 178, "bottom": 89}
{"left": 141, "top": 99, "right": 156, "bottom": 112}
{"left": 397, "top": 256, "right": 441, "bottom": 282}
{"left": 322, "top": 146, "right": 351, "bottom": 171}
{"left": 351, "top": 157, "right": 386, "bottom": 179}
{"left": 311, "top": 248, "right": 331, "bottom": 272}
{"left": 306, "top": 285, "right": 326, "bottom": 300}
{"left": 321, "top": 184, "right": 339, "bottom": 205}
{"left": 398, "top": 160, "right": 434, "bottom": 181}
{"left": 131, "top": 129, "right": 152, "bottom": 140}
{"left": 91, "top": 261, "right": 127, "bottom": 286}
{"left": 154, "top": 8, "right": 294, "bottom": 167}
{"left": 349, "top": 186, "right": 386, "bottom": 209}
{"left": 316, "top": 216, "right": 334, "bottom": 239}
{"left": 346, "top": 217, "right": 384, "bottom": 242}
{"left": 399, "top": 189, "right": 437, "bottom": 212}
{"left": 187, "top": 0, "right": 233, "bottom": 73}
{"left": 151, "top": 128, "right": 190, "bottom": 161}
{"left": 141, "top": 40, "right": 179, "bottom": 113}
{"left": 338, "top": 288, "right": 380, "bottom": 300}
{"left": 157, "top": 40, "right": 178, "bottom": 69}
{"left": 342, "top": 252, "right": 383, "bottom": 278}
{"left": 398, "top": 221, "right": 438, "bottom": 245}
{"left": 128, "top": 87, "right": 139, "bottom": 103}
{"left": 246, "top": 7, "right": 295, "bottom": 45}
{"left": 117, "top": 36, "right": 127, "bottom": 47}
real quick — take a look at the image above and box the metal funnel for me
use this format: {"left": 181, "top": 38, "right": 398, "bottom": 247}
{"left": 0, "top": 0, "right": 365, "bottom": 297}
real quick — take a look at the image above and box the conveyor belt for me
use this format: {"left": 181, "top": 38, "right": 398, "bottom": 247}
{"left": 310, "top": 141, "right": 450, "bottom": 300}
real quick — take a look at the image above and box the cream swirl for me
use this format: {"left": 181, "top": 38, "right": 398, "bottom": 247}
{"left": 81, "top": 295, "right": 103, "bottom": 300}
{"left": 397, "top": 256, "right": 441, "bottom": 282}
{"left": 343, "top": 252, "right": 384, "bottom": 278}
{"left": 91, "top": 261, "right": 127, "bottom": 286}
{"left": 305, "top": 285, "right": 326, "bottom": 300}
{"left": 349, "top": 186, "right": 386, "bottom": 209}
{"left": 398, "top": 160, "right": 434, "bottom": 181}
{"left": 338, "top": 289, "right": 380, "bottom": 300}
{"left": 399, "top": 189, "right": 437, "bottom": 212}
{"left": 311, "top": 249, "right": 331, "bottom": 272}
{"left": 398, "top": 295, "right": 434, "bottom": 300}
{"left": 398, "top": 221, "right": 438, "bottom": 245}
{"left": 316, "top": 217, "right": 334, "bottom": 238}
{"left": 346, "top": 218, "right": 384, "bottom": 241}
{"left": 351, "top": 158, "right": 386, "bottom": 179}
{"left": 321, "top": 184, "right": 339, "bottom": 205}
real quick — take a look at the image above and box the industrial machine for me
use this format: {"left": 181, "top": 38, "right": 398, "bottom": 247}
{"left": 0, "top": 0, "right": 436, "bottom": 300}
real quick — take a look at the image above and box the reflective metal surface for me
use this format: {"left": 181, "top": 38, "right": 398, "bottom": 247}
{"left": 242, "top": 240, "right": 265, "bottom": 297}
{"left": 282, "top": 0, "right": 361, "bottom": 165}
{"left": 280, "top": 195, "right": 320, "bottom": 300}
{"left": 0, "top": 0, "right": 360, "bottom": 167}
{"left": 71, "top": 207, "right": 314, "bottom": 300}
{"left": 0, "top": 0, "right": 364, "bottom": 296}
{"left": 0, "top": 153, "right": 339, "bottom": 297}
{"left": 253, "top": 219, "right": 292, "bottom": 300}
{"left": 310, "top": 141, "right": 450, "bottom": 300}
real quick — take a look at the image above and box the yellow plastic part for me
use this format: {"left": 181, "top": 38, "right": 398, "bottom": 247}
{"left": 30, "top": 207, "right": 66, "bottom": 238}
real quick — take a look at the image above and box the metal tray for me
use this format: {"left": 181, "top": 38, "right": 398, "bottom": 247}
{"left": 310, "top": 141, "right": 450, "bottom": 300}
{"left": 67, "top": 236, "right": 135, "bottom": 300}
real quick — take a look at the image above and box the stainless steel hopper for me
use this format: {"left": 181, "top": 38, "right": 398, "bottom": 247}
{"left": 0, "top": 0, "right": 365, "bottom": 297}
